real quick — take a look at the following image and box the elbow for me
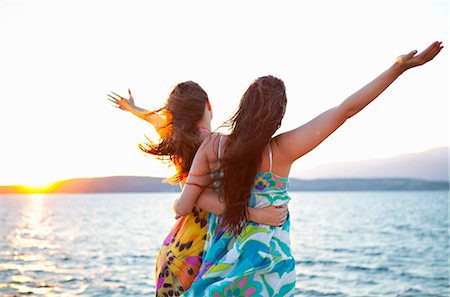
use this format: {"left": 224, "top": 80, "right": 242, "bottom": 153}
{"left": 209, "top": 204, "right": 225, "bottom": 216}
{"left": 176, "top": 208, "right": 191, "bottom": 216}
{"left": 173, "top": 200, "right": 192, "bottom": 216}
{"left": 345, "top": 107, "right": 360, "bottom": 119}
{"left": 337, "top": 104, "right": 356, "bottom": 120}
{"left": 344, "top": 111, "right": 355, "bottom": 120}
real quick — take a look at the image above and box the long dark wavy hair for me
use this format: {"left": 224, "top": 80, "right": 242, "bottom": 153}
{"left": 220, "top": 75, "right": 287, "bottom": 235}
{"left": 139, "top": 81, "right": 209, "bottom": 184}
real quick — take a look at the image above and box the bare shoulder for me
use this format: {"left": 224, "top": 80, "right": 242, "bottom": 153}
{"left": 198, "top": 133, "right": 229, "bottom": 160}
{"left": 268, "top": 135, "right": 292, "bottom": 175}
{"left": 270, "top": 133, "right": 290, "bottom": 162}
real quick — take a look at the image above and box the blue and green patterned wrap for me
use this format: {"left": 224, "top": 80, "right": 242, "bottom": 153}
{"left": 183, "top": 172, "right": 296, "bottom": 297}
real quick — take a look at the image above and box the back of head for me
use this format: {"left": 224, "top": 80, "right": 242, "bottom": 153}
{"left": 220, "top": 75, "right": 287, "bottom": 234}
{"left": 140, "top": 81, "right": 209, "bottom": 183}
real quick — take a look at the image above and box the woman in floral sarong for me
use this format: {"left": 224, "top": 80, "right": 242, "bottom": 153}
{"left": 174, "top": 42, "right": 443, "bottom": 296}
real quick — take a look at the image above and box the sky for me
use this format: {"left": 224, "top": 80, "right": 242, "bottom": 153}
{"left": 0, "top": 0, "right": 448, "bottom": 186}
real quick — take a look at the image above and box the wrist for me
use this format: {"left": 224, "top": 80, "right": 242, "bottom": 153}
{"left": 391, "top": 60, "right": 408, "bottom": 75}
{"left": 248, "top": 208, "right": 259, "bottom": 222}
{"left": 120, "top": 101, "right": 133, "bottom": 111}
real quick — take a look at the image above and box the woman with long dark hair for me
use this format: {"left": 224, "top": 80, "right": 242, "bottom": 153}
{"left": 174, "top": 41, "right": 443, "bottom": 296}
{"left": 108, "top": 81, "right": 287, "bottom": 296}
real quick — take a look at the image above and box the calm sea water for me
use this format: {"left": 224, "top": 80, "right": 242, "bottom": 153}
{"left": 0, "top": 191, "right": 448, "bottom": 296}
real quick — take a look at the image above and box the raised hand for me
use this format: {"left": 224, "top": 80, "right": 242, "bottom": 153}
{"left": 396, "top": 41, "right": 443, "bottom": 71}
{"left": 107, "top": 88, "right": 135, "bottom": 111}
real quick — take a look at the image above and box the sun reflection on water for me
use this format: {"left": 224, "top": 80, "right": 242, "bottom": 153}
{"left": 9, "top": 195, "right": 57, "bottom": 249}
{"left": 1, "top": 194, "right": 61, "bottom": 295}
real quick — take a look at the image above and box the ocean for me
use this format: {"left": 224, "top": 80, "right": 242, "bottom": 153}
{"left": 0, "top": 191, "right": 448, "bottom": 296}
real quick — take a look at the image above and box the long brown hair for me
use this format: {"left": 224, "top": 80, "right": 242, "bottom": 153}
{"left": 139, "top": 81, "right": 209, "bottom": 184}
{"left": 219, "top": 75, "right": 287, "bottom": 235}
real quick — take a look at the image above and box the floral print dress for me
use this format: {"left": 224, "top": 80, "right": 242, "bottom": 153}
{"left": 155, "top": 206, "right": 209, "bottom": 296}
{"left": 183, "top": 143, "right": 296, "bottom": 297}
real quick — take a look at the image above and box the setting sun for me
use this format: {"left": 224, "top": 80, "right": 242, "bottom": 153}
{"left": 20, "top": 181, "right": 55, "bottom": 194}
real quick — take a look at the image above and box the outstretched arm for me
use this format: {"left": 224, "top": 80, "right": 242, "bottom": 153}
{"left": 275, "top": 41, "right": 443, "bottom": 163}
{"left": 107, "top": 89, "right": 166, "bottom": 137}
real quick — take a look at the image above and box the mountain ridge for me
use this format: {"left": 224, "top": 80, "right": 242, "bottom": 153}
{"left": 295, "top": 147, "right": 448, "bottom": 181}
{"left": 0, "top": 176, "right": 447, "bottom": 194}
{"left": 2, "top": 147, "right": 448, "bottom": 194}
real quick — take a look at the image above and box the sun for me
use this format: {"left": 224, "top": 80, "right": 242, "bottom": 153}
{"left": 20, "top": 181, "right": 55, "bottom": 193}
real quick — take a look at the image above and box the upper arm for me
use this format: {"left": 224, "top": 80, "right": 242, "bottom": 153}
{"left": 174, "top": 137, "right": 214, "bottom": 215}
{"left": 274, "top": 105, "right": 348, "bottom": 163}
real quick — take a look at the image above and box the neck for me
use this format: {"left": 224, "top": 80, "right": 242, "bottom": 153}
{"left": 197, "top": 118, "right": 211, "bottom": 132}
{"left": 198, "top": 127, "right": 211, "bottom": 132}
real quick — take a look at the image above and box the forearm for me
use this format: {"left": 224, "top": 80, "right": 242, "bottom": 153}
{"left": 247, "top": 208, "right": 263, "bottom": 223}
{"left": 121, "top": 102, "right": 165, "bottom": 135}
{"left": 174, "top": 148, "right": 212, "bottom": 216}
{"left": 195, "top": 190, "right": 225, "bottom": 215}
{"left": 339, "top": 63, "right": 404, "bottom": 119}
{"left": 195, "top": 191, "right": 267, "bottom": 223}
{"left": 121, "top": 101, "right": 153, "bottom": 120}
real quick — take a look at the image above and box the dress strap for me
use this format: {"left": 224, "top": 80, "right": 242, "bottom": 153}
{"left": 217, "top": 135, "right": 223, "bottom": 164}
{"left": 268, "top": 141, "right": 273, "bottom": 173}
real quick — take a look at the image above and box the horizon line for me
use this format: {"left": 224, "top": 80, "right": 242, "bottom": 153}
{"left": 0, "top": 175, "right": 449, "bottom": 188}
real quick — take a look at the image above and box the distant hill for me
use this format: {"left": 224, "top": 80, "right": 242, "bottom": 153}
{"left": 0, "top": 176, "right": 447, "bottom": 194}
{"left": 296, "top": 147, "right": 449, "bottom": 181}
{"left": 0, "top": 176, "right": 179, "bottom": 194}
{"left": 288, "top": 178, "right": 448, "bottom": 191}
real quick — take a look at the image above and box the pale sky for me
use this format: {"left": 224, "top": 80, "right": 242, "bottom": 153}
{"left": 0, "top": 0, "right": 448, "bottom": 186}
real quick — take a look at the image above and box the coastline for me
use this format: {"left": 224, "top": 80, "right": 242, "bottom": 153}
{"left": 1, "top": 176, "right": 448, "bottom": 194}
